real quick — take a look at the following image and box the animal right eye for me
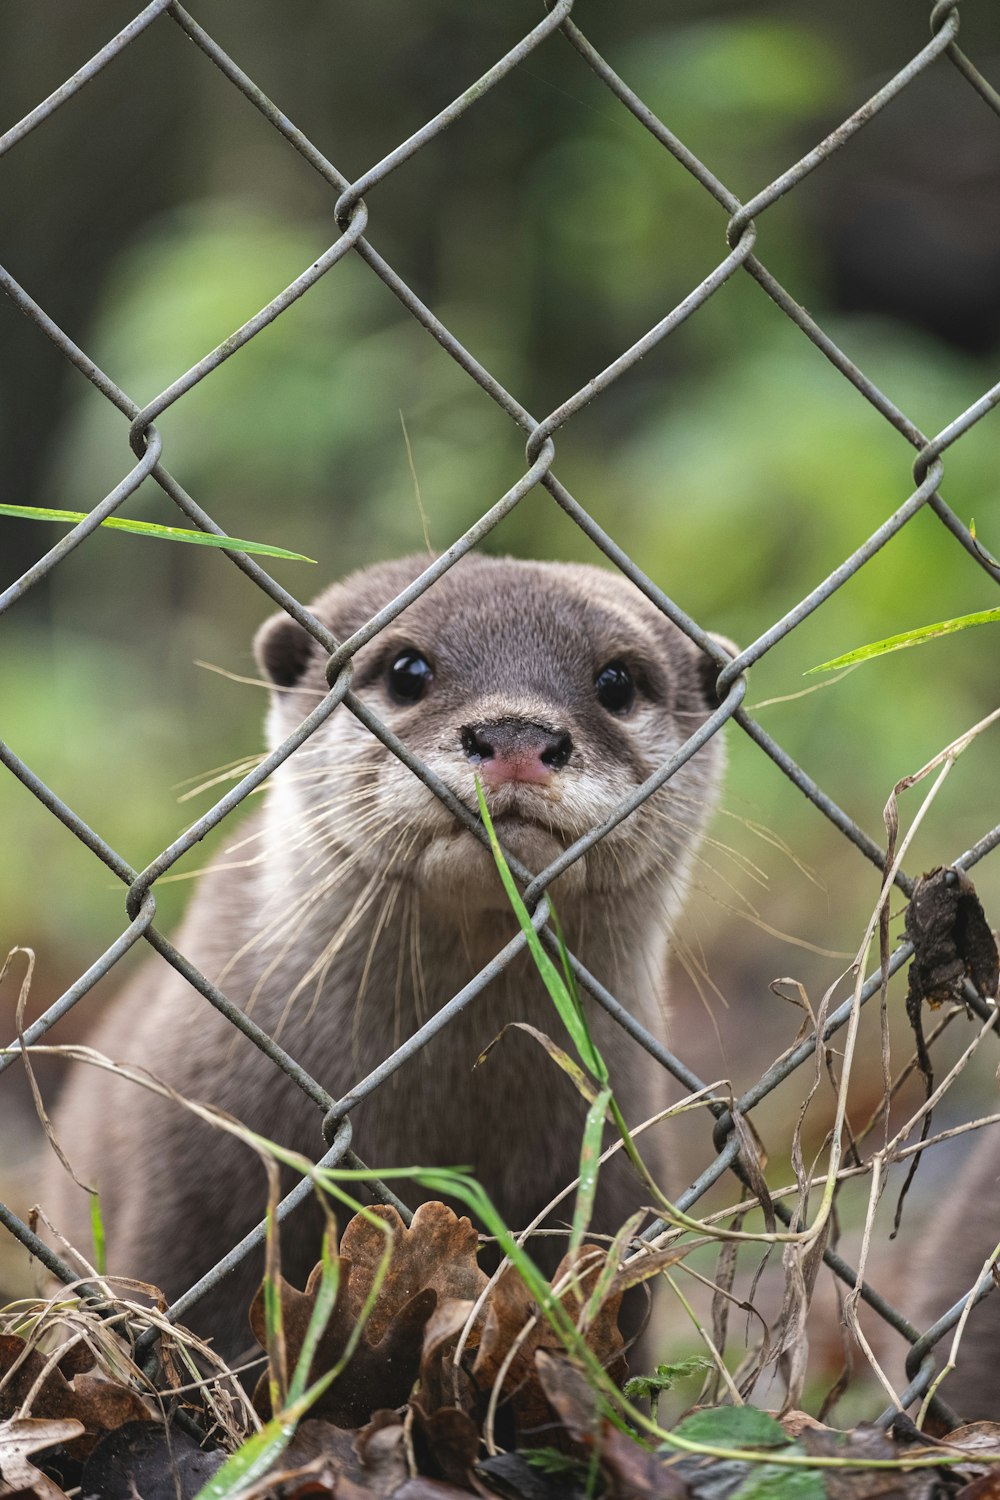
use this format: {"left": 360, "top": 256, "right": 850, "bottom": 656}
{"left": 387, "top": 649, "right": 434, "bottom": 703}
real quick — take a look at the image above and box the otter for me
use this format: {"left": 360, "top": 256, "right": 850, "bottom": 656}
{"left": 42, "top": 553, "right": 727, "bottom": 1355}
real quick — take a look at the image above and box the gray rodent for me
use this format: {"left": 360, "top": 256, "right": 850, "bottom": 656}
{"left": 43, "top": 553, "right": 727, "bottom": 1354}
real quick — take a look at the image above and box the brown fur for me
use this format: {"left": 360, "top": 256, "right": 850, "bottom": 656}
{"left": 909, "top": 1126, "right": 1000, "bottom": 1420}
{"left": 43, "top": 554, "right": 726, "bottom": 1354}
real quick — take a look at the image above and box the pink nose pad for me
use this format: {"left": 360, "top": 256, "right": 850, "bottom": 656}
{"left": 481, "top": 747, "right": 554, "bottom": 787}
{"left": 461, "top": 720, "right": 572, "bottom": 787}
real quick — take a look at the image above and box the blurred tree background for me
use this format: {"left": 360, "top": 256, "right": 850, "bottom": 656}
{"left": 2, "top": 0, "right": 1000, "bottom": 1403}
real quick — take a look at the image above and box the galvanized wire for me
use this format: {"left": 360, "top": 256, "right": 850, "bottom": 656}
{"left": 0, "top": 0, "right": 998, "bottom": 1429}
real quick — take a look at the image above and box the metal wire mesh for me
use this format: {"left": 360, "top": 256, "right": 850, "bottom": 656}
{"left": 1, "top": 0, "right": 999, "bottom": 1426}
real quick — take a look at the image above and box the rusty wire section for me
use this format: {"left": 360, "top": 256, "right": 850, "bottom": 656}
{"left": 1, "top": 0, "right": 999, "bottom": 1424}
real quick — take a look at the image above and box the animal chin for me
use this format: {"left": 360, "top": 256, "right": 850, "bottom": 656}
{"left": 414, "top": 817, "right": 580, "bottom": 914}
{"left": 488, "top": 814, "right": 567, "bottom": 864}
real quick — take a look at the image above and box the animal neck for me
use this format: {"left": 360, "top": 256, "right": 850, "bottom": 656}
{"left": 238, "top": 807, "right": 670, "bottom": 1065}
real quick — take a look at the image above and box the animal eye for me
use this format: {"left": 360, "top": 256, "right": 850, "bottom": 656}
{"left": 595, "top": 661, "right": 635, "bottom": 714}
{"left": 387, "top": 649, "right": 434, "bottom": 703}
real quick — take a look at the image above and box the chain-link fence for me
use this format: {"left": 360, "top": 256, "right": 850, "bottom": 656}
{"left": 1, "top": 0, "right": 999, "bottom": 1429}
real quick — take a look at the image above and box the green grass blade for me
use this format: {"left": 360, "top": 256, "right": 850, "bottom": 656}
{"left": 88, "top": 1193, "right": 106, "bottom": 1278}
{"left": 414, "top": 1168, "right": 571, "bottom": 1327}
{"left": 585, "top": 1210, "right": 645, "bottom": 1324}
{"left": 808, "top": 606, "right": 1000, "bottom": 672}
{"left": 195, "top": 1212, "right": 390, "bottom": 1499}
{"left": 479, "top": 1022, "right": 602, "bottom": 1103}
{"left": 190, "top": 1414, "right": 298, "bottom": 1500}
{"left": 262, "top": 1268, "right": 285, "bottom": 1418}
{"left": 260, "top": 1161, "right": 288, "bottom": 1416}
{"left": 286, "top": 1229, "right": 340, "bottom": 1406}
{"left": 0, "top": 504, "right": 315, "bottom": 563}
{"left": 549, "top": 903, "right": 582, "bottom": 1006}
{"left": 567, "top": 1085, "right": 612, "bottom": 1267}
{"left": 473, "top": 778, "right": 607, "bottom": 1084}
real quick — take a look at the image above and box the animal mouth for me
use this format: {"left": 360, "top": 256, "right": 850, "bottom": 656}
{"left": 479, "top": 811, "right": 578, "bottom": 876}
{"left": 490, "top": 810, "right": 564, "bottom": 838}
{"left": 412, "top": 794, "right": 586, "bottom": 910}
{"left": 427, "top": 780, "right": 577, "bottom": 855}
{"left": 439, "top": 810, "right": 567, "bottom": 844}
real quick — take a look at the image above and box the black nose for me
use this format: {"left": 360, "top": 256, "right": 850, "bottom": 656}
{"left": 460, "top": 718, "right": 573, "bottom": 784}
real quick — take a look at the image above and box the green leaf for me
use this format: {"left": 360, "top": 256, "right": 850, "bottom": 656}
{"left": 673, "top": 1406, "right": 790, "bottom": 1449}
{"left": 0, "top": 504, "right": 315, "bottom": 562}
{"left": 523, "top": 1447, "right": 592, "bottom": 1478}
{"left": 624, "top": 1357, "right": 714, "bottom": 1401}
{"left": 808, "top": 606, "right": 1000, "bottom": 672}
{"left": 731, "top": 1460, "right": 825, "bottom": 1500}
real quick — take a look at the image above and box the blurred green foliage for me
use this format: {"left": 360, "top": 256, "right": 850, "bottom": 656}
{"left": 1, "top": 0, "right": 999, "bottom": 1096}
{"left": 2, "top": 0, "right": 1000, "bottom": 1422}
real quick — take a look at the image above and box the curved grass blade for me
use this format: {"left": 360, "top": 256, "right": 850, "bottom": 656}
{"left": 473, "top": 777, "right": 607, "bottom": 1085}
{"left": 286, "top": 1230, "right": 340, "bottom": 1406}
{"left": 194, "top": 1215, "right": 386, "bottom": 1500}
{"left": 89, "top": 1194, "right": 107, "bottom": 1278}
{"left": 567, "top": 1085, "right": 613, "bottom": 1267}
{"left": 478, "top": 1022, "right": 602, "bottom": 1103}
{"left": 473, "top": 782, "right": 667, "bottom": 1206}
{"left": 0, "top": 505, "right": 315, "bottom": 563}
{"left": 808, "top": 606, "right": 1000, "bottom": 673}
{"left": 190, "top": 1413, "right": 299, "bottom": 1500}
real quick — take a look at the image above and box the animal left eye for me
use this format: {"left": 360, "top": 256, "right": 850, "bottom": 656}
{"left": 595, "top": 661, "right": 635, "bottom": 714}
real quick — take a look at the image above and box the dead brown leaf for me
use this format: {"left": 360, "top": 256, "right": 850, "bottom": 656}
{"left": 245, "top": 1206, "right": 636, "bottom": 1485}
{"left": 957, "top": 1475, "right": 1000, "bottom": 1500}
{"left": 937, "top": 1421, "right": 1000, "bottom": 1464}
{"left": 410, "top": 1405, "right": 480, "bottom": 1491}
{"left": 339, "top": 1204, "right": 489, "bottom": 1347}
{"left": 778, "top": 1408, "right": 837, "bottom": 1440}
{"left": 895, "top": 867, "right": 1000, "bottom": 1235}
{"left": 535, "top": 1353, "right": 689, "bottom": 1499}
{"left": 251, "top": 1204, "right": 489, "bottom": 1430}
{"left": 0, "top": 1335, "right": 150, "bottom": 1460}
{"left": 353, "top": 1410, "right": 410, "bottom": 1495}
{"left": 471, "top": 1248, "right": 626, "bottom": 1442}
{"left": 390, "top": 1482, "right": 482, "bottom": 1499}
{"left": 0, "top": 1416, "right": 83, "bottom": 1499}
{"left": 260, "top": 1418, "right": 361, "bottom": 1498}
{"left": 417, "top": 1298, "right": 482, "bottom": 1418}
{"left": 248, "top": 1417, "right": 477, "bottom": 1499}
{"left": 76, "top": 1419, "right": 226, "bottom": 1500}
{"left": 410, "top": 1298, "right": 484, "bottom": 1486}
{"left": 798, "top": 1425, "right": 937, "bottom": 1499}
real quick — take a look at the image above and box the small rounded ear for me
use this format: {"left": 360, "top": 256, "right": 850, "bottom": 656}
{"left": 695, "top": 633, "right": 739, "bottom": 706}
{"left": 254, "top": 611, "right": 316, "bottom": 689}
